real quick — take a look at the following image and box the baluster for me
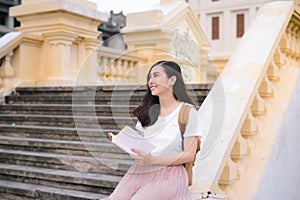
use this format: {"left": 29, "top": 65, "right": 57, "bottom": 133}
{"left": 0, "top": 52, "right": 14, "bottom": 78}
{"left": 273, "top": 48, "right": 285, "bottom": 68}
{"left": 267, "top": 60, "right": 280, "bottom": 81}
{"left": 127, "top": 61, "right": 134, "bottom": 83}
{"left": 291, "top": 24, "right": 299, "bottom": 65}
{"left": 285, "top": 23, "right": 294, "bottom": 66}
{"left": 122, "top": 60, "right": 128, "bottom": 83}
{"left": 296, "top": 27, "right": 300, "bottom": 60}
{"left": 97, "top": 56, "right": 103, "bottom": 76}
{"left": 100, "top": 57, "right": 110, "bottom": 82}
{"left": 109, "top": 58, "right": 116, "bottom": 83}
{"left": 280, "top": 33, "right": 288, "bottom": 53}
{"left": 251, "top": 93, "right": 266, "bottom": 116}
{"left": 115, "top": 59, "right": 122, "bottom": 82}
{"left": 231, "top": 134, "right": 248, "bottom": 160}
{"left": 219, "top": 159, "right": 237, "bottom": 185}
{"left": 241, "top": 112, "right": 259, "bottom": 136}
{"left": 291, "top": 24, "right": 297, "bottom": 57}
{"left": 259, "top": 75, "right": 273, "bottom": 97}
{"left": 131, "top": 61, "right": 138, "bottom": 83}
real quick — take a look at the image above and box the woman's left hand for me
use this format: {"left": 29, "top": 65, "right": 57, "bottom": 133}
{"left": 130, "top": 148, "right": 154, "bottom": 165}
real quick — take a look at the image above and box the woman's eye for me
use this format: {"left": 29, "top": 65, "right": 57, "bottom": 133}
{"left": 149, "top": 73, "right": 159, "bottom": 79}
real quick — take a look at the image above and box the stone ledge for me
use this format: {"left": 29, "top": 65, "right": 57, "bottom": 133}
{"left": 0, "top": 179, "right": 107, "bottom": 200}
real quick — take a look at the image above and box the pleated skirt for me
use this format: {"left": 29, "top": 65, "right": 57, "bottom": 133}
{"left": 102, "top": 164, "right": 192, "bottom": 200}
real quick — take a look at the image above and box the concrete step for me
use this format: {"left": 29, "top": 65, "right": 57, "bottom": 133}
{"left": 0, "top": 124, "right": 120, "bottom": 141}
{"left": 0, "top": 179, "right": 107, "bottom": 200}
{"left": 14, "top": 84, "right": 212, "bottom": 96}
{"left": 0, "top": 131, "right": 109, "bottom": 142}
{"left": 6, "top": 84, "right": 211, "bottom": 108}
{"left": 0, "top": 104, "right": 136, "bottom": 116}
{"left": 0, "top": 114, "right": 136, "bottom": 128}
{"left": 0, "top": 83, "right": 213, "bottom": 198}
{"left": 0, "top": 163, "right": 121, "bottom": 194}
{"left": 5, "top": 93, "right": 207, "bottom": 107}
{"left": 0, "top": 148, "right": 132, "bottom": 176}
{"left": 15, "top": 84, "right": 148, "bottom": 96}
{"left": 0, "top": 136, "right": 131, "bottom": 159}
{"left": 5, "top": 94, "right": 144, "bottom": 104}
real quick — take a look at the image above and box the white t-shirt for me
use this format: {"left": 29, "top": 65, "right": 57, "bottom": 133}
{"left": 135, "top": 103, "right": 203, "bottom": 156}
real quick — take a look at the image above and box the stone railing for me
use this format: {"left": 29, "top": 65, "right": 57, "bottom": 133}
{"left": 192, "top": 2, "right": 300, "bottom": 199}
{"left": 96, "top": 46, "right": 147, "bottom": 84}
{"left": 0, "top": 32, "right": 22, "bottom": 95}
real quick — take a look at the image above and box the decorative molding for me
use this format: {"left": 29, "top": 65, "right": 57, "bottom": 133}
{"left": 44, "top": 31, "right": 78, "bottom": 47}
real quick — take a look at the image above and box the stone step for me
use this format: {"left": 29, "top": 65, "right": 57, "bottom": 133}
{"left": 15, "top": 84, "right": 148, "bottom": 96}
{"left": 0, "top": 124, "right": 120, "bottom": 141}
{"left": 0, "top": 163, "right": 122, "bottom": 194}
{"left": 5, "top": 94, "right": 144, "bottom": 105}
{"left": 0, "top": 114, "right": 136, "bottom": 128}
{"left": 0, "top": 83, "right": 212, "bottom": 198}
{"left": 0, "top": 131, "right": 109, "bottom": 142}
{"left": 0, "top": 149, "right": 132, "bottom": 176}
{"left": 0, "top": 136, "right": 131, "bottom": 159}
{"left": 14, "top": 84, "right": 212, "bottom": 96}
{"left": 0, "top": 179, "right": 107, "bottom": 200}
{"left": 0, "top": 104, "right": 136, "bottom": 116}
{"left": 5, "top": 93, "right": 207, "bottom": 106}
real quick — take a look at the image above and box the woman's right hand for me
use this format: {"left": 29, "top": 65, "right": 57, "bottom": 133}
{"left": 106, "top": 132, "right": 113, "bottom": 141}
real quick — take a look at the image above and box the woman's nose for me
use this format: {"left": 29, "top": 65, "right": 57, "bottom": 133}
{"left": 148, "top": 77, "right": 153, "bottom": 84}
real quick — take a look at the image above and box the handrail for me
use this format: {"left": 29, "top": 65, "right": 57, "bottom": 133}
{"left": 0, "top": 32, "right": 22, "bottom": 59}
{"left": 193, "top": 1, "right": 296, "bottom": 196}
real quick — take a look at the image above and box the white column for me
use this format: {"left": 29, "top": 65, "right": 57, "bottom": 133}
{"left": 223, "top": 10, "right": 231, "bottom": 53}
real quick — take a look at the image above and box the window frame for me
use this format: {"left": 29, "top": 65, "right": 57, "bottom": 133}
{"left": 211, "top": 16, "right": 220, "bottom": 40}
{"left": 236, "top": 13, "right": 245, "bottom": 38}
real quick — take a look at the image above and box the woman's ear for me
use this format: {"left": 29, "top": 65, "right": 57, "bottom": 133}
{"left": 169, "top": 76, "right": 177, "bottom": 86}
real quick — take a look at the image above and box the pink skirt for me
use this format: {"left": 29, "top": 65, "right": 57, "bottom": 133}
{"left": 102, "top": 164, "right": 191, "bottom": 200}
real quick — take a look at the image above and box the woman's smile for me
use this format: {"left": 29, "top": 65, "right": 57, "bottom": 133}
{"left": 149, "top": 85, "right": 156, "bottom": 91}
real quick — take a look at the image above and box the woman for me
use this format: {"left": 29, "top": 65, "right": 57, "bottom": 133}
{"left": 103, "top": 61, "right": 202, "bottom": 200}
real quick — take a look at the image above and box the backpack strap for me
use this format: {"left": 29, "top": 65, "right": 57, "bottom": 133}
{"left": 178, "top": 103, "right": 193, "bottom": 150}
{"left": 178, "top": 103, "right": 201, "bottom": 186}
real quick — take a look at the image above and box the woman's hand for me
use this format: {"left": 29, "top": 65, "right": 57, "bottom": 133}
{"left": 130, "top": 148, "right": 154, "bottom": 165}
{"left": 106, "top": 132, "right": 119, "bottom": 148}
{"left": 106, "top": 132, "right": 113, "bottom": 141}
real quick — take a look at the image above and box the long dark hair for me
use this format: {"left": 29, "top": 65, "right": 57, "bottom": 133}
{"left": 133, "top": 60, "right": 195, "bottom": 127}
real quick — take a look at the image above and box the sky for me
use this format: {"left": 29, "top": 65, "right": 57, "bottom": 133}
{"left": 88, "top": 0, "right": 161, "bottom": 14}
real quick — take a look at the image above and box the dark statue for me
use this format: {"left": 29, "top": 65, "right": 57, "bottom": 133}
{"left": 98, "top": 10, "right": 127, "bottom": 50}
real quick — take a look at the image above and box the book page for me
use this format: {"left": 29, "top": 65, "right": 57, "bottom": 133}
{"left": 112, "top": 126, "right": 156, "bottom": 156}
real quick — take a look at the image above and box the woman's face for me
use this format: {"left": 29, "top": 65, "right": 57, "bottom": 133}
{"left": 148, "top": 65, "right": 175, "bottom": 97}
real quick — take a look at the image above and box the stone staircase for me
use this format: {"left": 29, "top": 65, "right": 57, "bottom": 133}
{"left": 0, "top": 84, "right": 212, "bottom": 199}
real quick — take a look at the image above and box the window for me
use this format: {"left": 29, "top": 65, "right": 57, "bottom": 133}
{"left": 236, "top": 13, "right": 245, "bottom": 38}
{"left": 0, "top": 13, "right": 6, "bottom": 25}
{"left": 212, "top": 16, "right": 219, "bottom": 40}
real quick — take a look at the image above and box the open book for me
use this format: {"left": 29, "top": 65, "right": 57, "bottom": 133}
{"left": 109, "top": 126, "right": 156, "bottom": 156}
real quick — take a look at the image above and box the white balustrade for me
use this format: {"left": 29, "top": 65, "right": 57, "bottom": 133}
{"left": 96, "top": 46, "right": 146, "bottom": 84}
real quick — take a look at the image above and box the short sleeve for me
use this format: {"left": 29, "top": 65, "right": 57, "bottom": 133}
{"left": 135, "top": 121, "right": 145, "bottom": 132}
{"left": 183, "top": 107, "right": 203, "bottom": 140}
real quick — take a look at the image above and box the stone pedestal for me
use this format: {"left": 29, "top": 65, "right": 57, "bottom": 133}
{"left": 9, "top": 0, "right": 106, "bottom": 84}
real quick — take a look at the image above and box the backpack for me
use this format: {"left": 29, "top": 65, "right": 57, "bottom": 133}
{"left": 178, "top": 103, "right": 201, "bottom": 186}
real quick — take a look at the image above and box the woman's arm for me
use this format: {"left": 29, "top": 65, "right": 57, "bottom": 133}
{"left": 131, "top": 136, "right": 199, "bottom": 166}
